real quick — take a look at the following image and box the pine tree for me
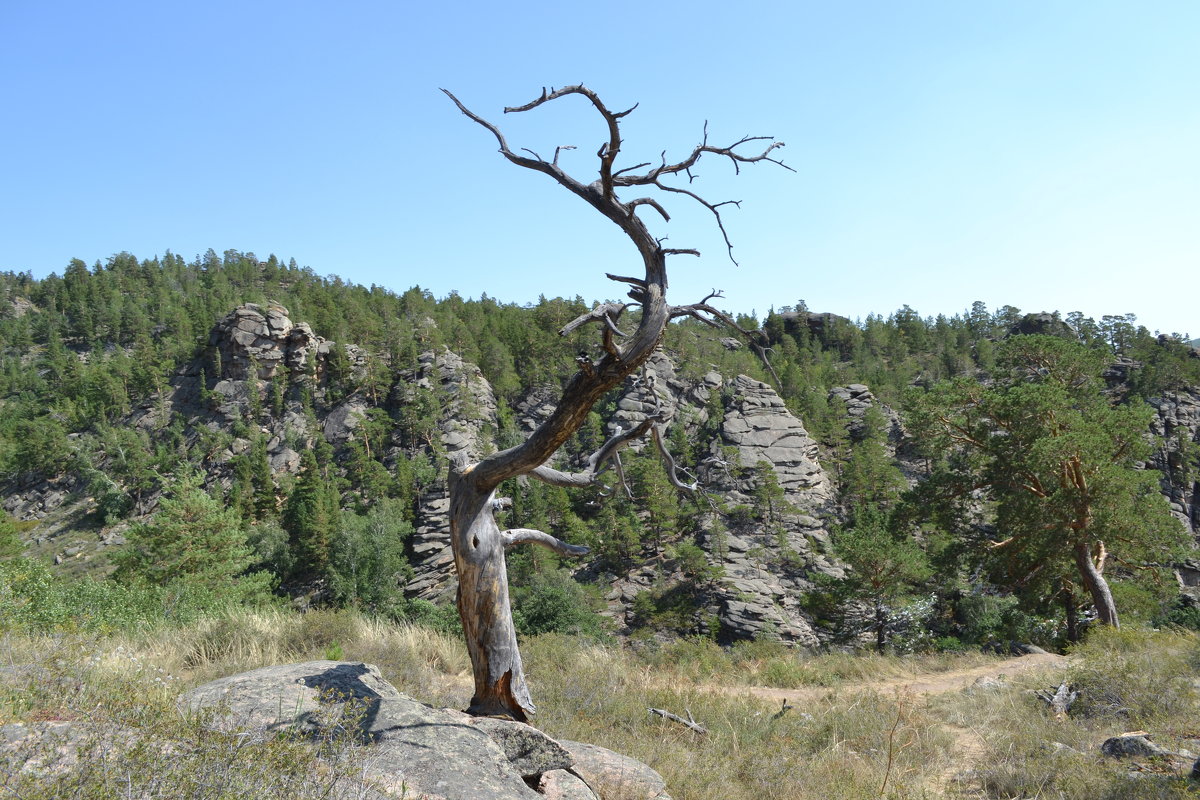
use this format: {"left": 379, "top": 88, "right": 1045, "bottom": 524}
{"left": 829, "top": 505, "right": 930, "bottom": 652}
{"left": 908, "top": 335, "right": 1188, "bottom": 631}
{"left": 111, "top": 471, "right": 271, "bottom": 603}
{"left": 282, "top": 450, "right": 340, "bottom": 576}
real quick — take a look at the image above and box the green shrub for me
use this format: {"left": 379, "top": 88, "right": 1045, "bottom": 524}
{"left": 512, "top": 569, "right": 608, "bottom": 639}
{"left": 1154, "top": 598, "right": 1200, "bottom": 631}
{"left": 111, "top": 471, "right": 273, "bottom": 605}
{"left": 0, "top": 557, "right": 218, "bottom": 635}
{"left": 1067, "top": 627, "right": 1200, "bottom": 724}
{"left": 956, "top": 592, "right": 1058, "bottom": 647}
{"left": 327, "top": 500, "right": 413, "bottom": 615}
{"left": 0, "top": 513, "right": 23, "bottom": 558}
{"left": 759, "top": 658, "right": 809, "bottom": 687}
{"left": 400, "top": 598, "right": 463, "bottom": 636}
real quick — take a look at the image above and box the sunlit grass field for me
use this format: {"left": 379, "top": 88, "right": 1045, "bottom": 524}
{"left": 2, "top": 605, "right": 1198, "bottom": 799}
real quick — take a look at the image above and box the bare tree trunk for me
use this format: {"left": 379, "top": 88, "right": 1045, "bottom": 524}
{"left": 442, "top": 85, "right": 789, "bottom": 720}
{"left": 448, "top": 470, "right": 530, "bottom": 717}
{"left": 1074, "top": 540, "right": 1119, "bottom": 629}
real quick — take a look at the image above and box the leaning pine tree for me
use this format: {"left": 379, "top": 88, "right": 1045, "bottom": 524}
{"left": 441, "top": 85, "right": 789, "bottom": 720}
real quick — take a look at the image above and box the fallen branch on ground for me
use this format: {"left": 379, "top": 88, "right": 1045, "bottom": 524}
{"left": 648, "top": 707, "right": 707, "bottom": 734}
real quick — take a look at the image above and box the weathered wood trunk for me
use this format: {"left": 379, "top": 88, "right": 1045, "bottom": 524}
{"left": 448, "top": 467, "right": 532, "bottom": 718}
{"left": 442, "top": 85, "right": 787, "bottom": 720}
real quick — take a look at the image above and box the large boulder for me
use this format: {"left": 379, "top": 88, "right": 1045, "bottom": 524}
{"left": 559, "top": 740, "right": 672, "bottom": 800}
{"left": 1099, "top": 733, "right": 1170, "bottom": 759}
{"left": 180, "top": 661, "right": 540, "bottom": 799}
{"left": 177, "top": 660, "right": 669, "bottom": 800}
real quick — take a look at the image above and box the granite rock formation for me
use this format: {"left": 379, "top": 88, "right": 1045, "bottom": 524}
{"left": 176, "top": 660, "right": 661, "bottom": 800}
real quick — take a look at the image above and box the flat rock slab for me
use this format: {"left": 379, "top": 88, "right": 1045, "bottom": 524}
{"left": 1, "top": 721, "right": 104, "bottom": 779}
{"left": 539, "top": 768, "right": 600, "bottom": 800}
{"left": 178, "top": 660, "right": 402, "bottom": 738}
{"left": 181, "top": 660, "right": 539, "bottom": 800}
{"left": 0, "top": 721, "right": 387, "bottom": 800}
{"left": 560, "top": 740, "right": 672, "bottom": 800}
{"left": 466, "top": 715, "right": 575, "bottom": 777}
{"left": 365, "top": 701, "right": 540, "bottom": 800}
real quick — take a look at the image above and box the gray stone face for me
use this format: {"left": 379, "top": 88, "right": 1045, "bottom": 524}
{"left": 715, "top": 375, "right": 833, "bottom": 504}
{"left": 206, "top": 303, "right": 314, "bottom": 382}
{"left": 1099, "top": 734, "right": 1169, "bottom": 759}
{"left": 178, "top": 660, "right": 405, "bottom": 738}
{"left": 364, "top": 702, "right": 540, "bottom": 800}
{"left": 1147, "top": 387, "right": 1200, "bottom": 537}
{"left": 690, "top": 374, "right": 838, "bottom": 644}
{"left": 181, "top": 661, "right": 542, "bottom": 800}
{"left": 399, "top": 349, "right": 499, "bottom": 601}
{"left": 466, "top": 716, "right": 575, "bottom": 777}
{"left": 559, "top": 739, "right": 672, "bottom": 800}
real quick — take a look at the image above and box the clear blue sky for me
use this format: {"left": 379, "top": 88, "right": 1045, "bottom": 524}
{"left": 2, "top": 1, "right": 1197, "bottom": 337}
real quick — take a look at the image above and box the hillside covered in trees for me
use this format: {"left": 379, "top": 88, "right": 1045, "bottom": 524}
{"left": 2, "top": 249, "right": 1199, "bottom": 651}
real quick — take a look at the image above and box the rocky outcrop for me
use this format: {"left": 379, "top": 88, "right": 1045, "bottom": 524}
{"left": 559, "top": 740, "right": 670, "bottom": 800}
{"left": 828, "top": 384, "right": 900, "bottom": 444}
{"left": 207, "top": 303, "right": 323, "bottom": 382}
{"left": 1147, "top": 387, "right": 1200, "bottom": 536}
{"left": 774, "top": 310, "right": 855, "bottom": 348}
{"left": 1008, "top": 312, "right": 1078, "bottom": 339}
{"left": 401, "top": 349, "right": 499, "bottom": 601}
{"left": 690, "top": 376, "right": 839, "bottom": 644}
{"left": 827, "top": 384, "right": 925, "bottom": 485}
{"left": 707, "top": 374, "right": 834, "bottom": 507}
{"left": 178, "top": 660, "right": 661, "bottom": 800}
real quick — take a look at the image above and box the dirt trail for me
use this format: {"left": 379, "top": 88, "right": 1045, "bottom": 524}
{"left": 712, "top": 652, "right": 1067, "bottom": 797}
{"left": 712, "top": 651, "right": 1067, "bottom": 705}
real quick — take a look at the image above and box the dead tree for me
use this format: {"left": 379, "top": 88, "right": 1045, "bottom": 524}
{"left": 442, "top": 85, "right": 790, "bottom": 720}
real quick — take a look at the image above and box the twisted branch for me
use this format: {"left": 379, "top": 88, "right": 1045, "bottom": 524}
{"left": 502, "top": 528, "right": 590, "bottom": 557}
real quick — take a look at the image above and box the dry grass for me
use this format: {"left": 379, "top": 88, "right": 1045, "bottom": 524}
{"left": 926, "top": 627, "right": 1200, "bottom": 800}
{"left": 4, "top": 613, "right": 1199, "bottom": 800}
{"left": 0, "top": 633, "right": 379, "bottom": 800}
{"left": 524, "top": 634, "right": 957, "bottom": 800}
{"left": 629, "top": 635, "right": 997, "bottom": 691}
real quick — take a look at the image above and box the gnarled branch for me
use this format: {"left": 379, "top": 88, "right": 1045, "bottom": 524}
{"left": 530, "top": 415, "right": 662, "bottom": 489}
{"left": 648, "top": 707, "right": 708, "bottom": 734}
{"left": 671, "top": 297, "right": 782, "bottom": 387}
{"left": 502, "top": 528, "right": 590, "bottom": 557}
{"left": 559, "top": 302, "right": 630, "bottom": 338}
